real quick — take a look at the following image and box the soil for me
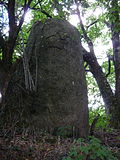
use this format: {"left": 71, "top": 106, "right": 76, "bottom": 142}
{"left": 0, "top": 130, "right": 120, "bottom": 160}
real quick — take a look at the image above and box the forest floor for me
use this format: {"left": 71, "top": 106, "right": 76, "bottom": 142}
{"left": 0, "top": 129, "right": 120, "bottom": 160}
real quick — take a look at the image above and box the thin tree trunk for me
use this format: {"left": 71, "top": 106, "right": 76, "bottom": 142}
{"left": 0, "top": 0, "right": 33, "bottom": 101}
{"left": 110, "top": 0, "right": 120, "bottom": 128}
{"left": 82, "top": 48, "right": 114, "bottom": 113}
{"left": 76, "top": 0, "right": 120, "bottom": 128}
{"left": 110, "top": 0, "right": 120, "bottom": 98}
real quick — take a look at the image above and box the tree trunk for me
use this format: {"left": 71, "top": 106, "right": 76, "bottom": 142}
{"left": 81, "top": 0, "right": 120, "bottom": 128}
{"left": 110, "top": 1, "right": 120, "bottom": 98}
{"left": 109, "top": 0, "right": 120, "bottom": 128}
{"left": 0, "top": 0, "right": 33, "bottom": 102}
{"left": 83, "top": 47, "right": 120, "bottom": 128}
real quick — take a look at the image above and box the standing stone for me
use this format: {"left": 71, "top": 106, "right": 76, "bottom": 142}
{"left": 6, "top": 19, "right": 89, "bottom": 137}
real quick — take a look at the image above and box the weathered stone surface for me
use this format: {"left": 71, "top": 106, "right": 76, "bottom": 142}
{"left": 6, "top": 19, "right": 89, "bottom": 137}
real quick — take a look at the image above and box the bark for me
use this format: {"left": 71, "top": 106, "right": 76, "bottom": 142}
{"left": 110, "top": 0, "right": 120, "bottom": 128}
{"left": 82, "top": 48, "right": 114, "bottom": 114}
{"left": 0, "top": 31, "right": 5, "bottom": 56}
{"left": 76, "top": 1, "right": 120, "bottom": 128}
{"left": 76, "top": 3, "right": 114, "bottom": 114}
{"left": 83, "top": 48, "right": 120, "bottom": 127}
{"left": 0, "top": 0, "right": 33, "bottom": 100}
{"left": 3, "top": 0, "right": 33, "bottom": 67}
{"left": 110, "top": 0, "right": 120, "bottom": 98}
{"left": 4, "top": 0, "right": 17, "bottom": 66}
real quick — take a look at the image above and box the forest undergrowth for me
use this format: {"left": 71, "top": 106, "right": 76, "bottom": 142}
{"left": 0, "top": 108, "right": 120, "bottom": 160}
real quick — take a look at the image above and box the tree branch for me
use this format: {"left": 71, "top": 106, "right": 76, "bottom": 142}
{"left": 0, "top": 1, "right": 8, "bottom": 8}
{"left": 106, "top": 55, "right": 113, "bottom": 77}
{"left": 84, "top": 62, "right": 90, "bottom": 72}
{"left": 3, "top": 0, "right": 17, "bottom": 66}
{"left": 75, "top": 0, "right": 94, "bottom": 53}
{"left": 17, "top": 0, "right": 33, "bottom": 30}
{"left": 30, "top": 0, "right": 52, "bottom": 18}
{"left": 104, "top": 20, "right": 111, "bottom": 29}
{"left": 41, "top": 10, "right": 52, "bottom": 18}
{"left": 82, "top": 47, "right": 114, "bottom": 114}
{"left": 89, "top": 114, "right": 100, "bottom": 136}
{"left": 24, "top": 0, "right": 27, "bottom": 6}
{"left": 86, "top": 20, "right": 98, "bottom": 29}
{"left": 0, "top": 31, "right": 5, "bottom": 57}
{"left": 30, "top": 7, "right": 52, "bottom": 18}
{"left": 31, "top": 0, "right": 43, "bottom": 8}
{"left": 3, "top": 0, "right": 33, "bottom": 67}
{"left": 8, "top": 0, "right": 17, "bottom": 38}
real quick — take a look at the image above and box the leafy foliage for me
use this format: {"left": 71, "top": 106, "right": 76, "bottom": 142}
{"left": 89, "top": 107, "right": 110, "bottom": 130}
{"left": 86, "top": 72, "right": 103, "bottom": 108}
{"left": 63, "top": 136, "right": 118, "bottom": 160}
{"left": 53, "top": 126, "right": 73, "bottom": 138}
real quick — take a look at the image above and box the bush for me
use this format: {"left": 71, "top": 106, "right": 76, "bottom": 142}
{"left": 63, "top": 136, "right": 118, "bottom": 160}
{"left": 89, "top": 106, "right": 110, "bottom": 130}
